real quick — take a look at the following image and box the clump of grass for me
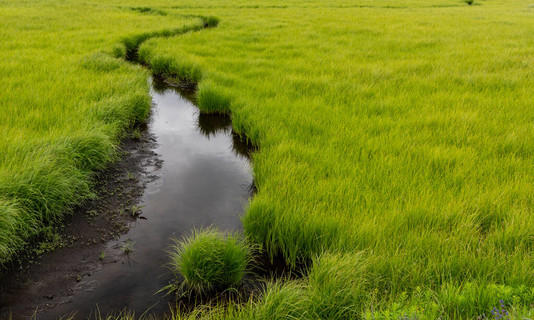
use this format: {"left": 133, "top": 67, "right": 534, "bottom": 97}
{"left": 129, "top": 7, "right": 167, "bottom": 16}
{"left": 130, "top": 127, "right": 142, "bottom": 140}
{"left": 137, "top": 51, "right": 202, "bottom": 84}
{"left": 165, "top": 228, "right": 253, "bottom": 295}
{"left": 204, "top": 16, "right": 220, "bottom": 28}
{"left": 196, "top": 80, "right": 232, "bottom": 114}
{"left": 129, "top": 204, "right": 144, "bottom": 217}
{"left": 465, "top": 0, "right": 475, "bottom": 5}
{"left": 121, "top": 239, "right": 135, "bottom": 256}
{"left": 306, "top": 252, "right": 371, "bottom": 319}
{"left": 250, "top": 281, "right": 309, "bottom": 320}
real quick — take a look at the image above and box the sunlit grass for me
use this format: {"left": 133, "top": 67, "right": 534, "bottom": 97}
{"left": 0, "top": 1, "right": 204, "bottom": 264}
{"left": 165, "top": 228, "right": 253, "bottom": 295}
{"left": 2, "top": 0, "right": 534, "bottom": 318}
{"left": 137, "top": 0, "right": 534, "bottom": 317}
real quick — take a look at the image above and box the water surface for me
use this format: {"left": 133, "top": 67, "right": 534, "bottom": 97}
{"left": 42, "top": 77, "right": 253, "bottom": 318}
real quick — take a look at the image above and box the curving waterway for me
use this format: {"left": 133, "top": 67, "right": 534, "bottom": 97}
{"left": 38, "top": 77, "right": 253, "bottom": 319}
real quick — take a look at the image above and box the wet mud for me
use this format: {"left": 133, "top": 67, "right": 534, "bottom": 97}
{"left": 0, "top": 126, "right": 160, "bottom": 319}
{"left": 0, "top": 76, "right": 255, "bottom": 320}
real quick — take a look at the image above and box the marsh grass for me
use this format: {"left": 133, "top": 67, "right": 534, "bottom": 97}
{"left": 129, "top": 7, "right": 168, "bottom": 16}
{"left": 164, "top": 228, "right": 253, "bottom": 296}
{"left": 121, "top": 239, "right": 135, "bottom": 256}
{"left": 0, "top": 2, "right": 204, "bottom": 266}
{"left": 3, "top": 0, "right": 534, "bottom": 318}
{"left": 136, "top": 0, "right": 534, "bottom": 317}
{"left": 196, "top": 81, "right": 233, "bottom": 114}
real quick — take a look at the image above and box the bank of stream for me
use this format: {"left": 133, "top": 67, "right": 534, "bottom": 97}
{"left": 0, "top": 75, "right": 255, "bottom": 319}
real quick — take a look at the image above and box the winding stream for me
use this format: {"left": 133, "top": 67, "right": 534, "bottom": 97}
{"left": 40, "top": 77, "right": 253, "bottom": 319}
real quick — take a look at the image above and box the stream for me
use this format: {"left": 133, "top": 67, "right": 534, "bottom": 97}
{"left": 38, "top": 77, "right": 253, "bottom": 319}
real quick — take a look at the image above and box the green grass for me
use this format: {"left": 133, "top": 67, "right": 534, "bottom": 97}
{"left": 2, "top": 0, "right": 534, "bottom": 318}
{"left": 137, "top": 0, "right": 534, "bottom": 317}
{"left": 165, "top": 228, "right": 253, "bottom": 295}
{"left": 0, "top": 1, "right": 204, "bottom": 265}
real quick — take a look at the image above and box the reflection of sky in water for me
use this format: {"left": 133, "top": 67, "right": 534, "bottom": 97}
{"left": 42, "top": 79, "right": 253, "bottom": 319}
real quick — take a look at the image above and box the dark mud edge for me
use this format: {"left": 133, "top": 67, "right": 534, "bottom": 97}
{"left": 0, "top": 16, "right": 218, "bottom": 319}
{"left": 0, "top": 14, "right": 294, "bottom": 318}
{"left": 0, "top": 127, "right": 161, "bottom": 318}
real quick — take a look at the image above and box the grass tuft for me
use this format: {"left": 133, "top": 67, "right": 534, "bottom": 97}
{"left": 204, "top": 16, "right": 220, "bottom": 28}
{"left": 129, "top": 7, "right": 167, "bottom": 16}
{"left": 196, "top": 80, "right": 232, "bottom": 114}
{"left": 165, "top": 227, "right": 253, "bottom": 295}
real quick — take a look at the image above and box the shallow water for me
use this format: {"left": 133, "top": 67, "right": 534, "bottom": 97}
{"left": 40, "top": 77, "right": 253, "bottom": 319}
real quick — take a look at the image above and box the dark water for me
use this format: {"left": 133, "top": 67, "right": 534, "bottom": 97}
{"left": 42, "top": 78, "right": 253, "bottom": 319}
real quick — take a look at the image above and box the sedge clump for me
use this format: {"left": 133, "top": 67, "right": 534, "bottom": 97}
{"left": 165, "top": 228, "right": 253, "bottom": 296}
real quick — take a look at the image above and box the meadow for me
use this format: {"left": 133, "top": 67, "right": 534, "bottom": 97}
{"left": 0, "top": 1, "right": 206, "bottom": 264}
{"left": 1, "top": 0, "right": 534, "bottom": 318}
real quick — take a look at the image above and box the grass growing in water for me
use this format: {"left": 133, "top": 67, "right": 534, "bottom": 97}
{"left": 2, "top": 0, "right": 534, "bottom": 318}
{"left": 165, "top": 228, "right": 253, "bottom": 296}
{"left": 136, "top": 0, "right": 534, "bottom": 317}
{"left": 0, "top": 1, "right": 204, "bottom": 266}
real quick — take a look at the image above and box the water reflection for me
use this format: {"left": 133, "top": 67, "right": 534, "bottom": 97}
{"left": 37, "top": 77, "right": 253, "bottom": 319}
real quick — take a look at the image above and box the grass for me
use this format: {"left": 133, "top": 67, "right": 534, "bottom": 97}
{"left": 121, "top": 239, "right": 135, "bottom": 256}
{"left": 165, "top": 228, "right": 253, "bottom": 296}
{"left": 0, "top": 1, "right": 205, "bottom": 265}
{"left": 2, "top": 0, "right": 534, "bottom": 318}
{"left": 137, "top": 0, "right": 534, "bottom": 317}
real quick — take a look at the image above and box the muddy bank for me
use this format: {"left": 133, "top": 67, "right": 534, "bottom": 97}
{"left": 0, "top": 76, "right": 254, "bottom": 320}
{"left": 0, "top": 128, "right": 160, "bottom": 319}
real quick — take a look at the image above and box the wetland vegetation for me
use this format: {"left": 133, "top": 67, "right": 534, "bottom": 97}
{"left": 1, "top": 0, "right": 534, "bottom": 319}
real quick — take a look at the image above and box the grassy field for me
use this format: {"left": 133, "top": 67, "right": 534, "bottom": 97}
{"left": 2, "top": 0, "right": 534, "bottom": 318}
{"left": 0, "top": 1, "right": 204, "bottom": 263}
{"left": 139, "top": 0, "right": 534, "bottom": 318}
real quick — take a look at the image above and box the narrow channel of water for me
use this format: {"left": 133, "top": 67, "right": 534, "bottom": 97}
{"left": 41, "top": 77, "right": 253, "bottom": 319}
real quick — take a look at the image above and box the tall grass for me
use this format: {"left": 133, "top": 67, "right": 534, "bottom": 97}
{"left": 99, "top": 255, "right": 534, "bottom": 319}
{"left": 0, "top": 1, "right": 204, "bottom": 265}
{"left": 2, "top": 0, "right": 534, "bottom": 318}
{"left": 136, "top": 0, "right": 534, "bottom": 317}
{"left": 165, "top": 228, "right": 253, "bottom": 295}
